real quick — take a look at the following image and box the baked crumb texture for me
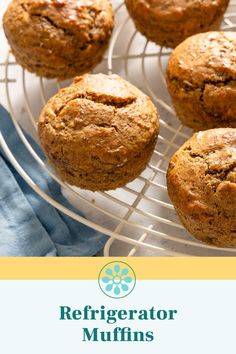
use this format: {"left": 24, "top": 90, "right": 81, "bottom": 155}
{"left": 125, "top": 0, "right": 229, "bottom": 48}
{"left": 3, "top": 0, "right": 114, "bottom": 79}
{"left": 167, "top": 31, "right": 236, "bottom": 131}
{"left": 38, "top": 74, "right": 160, "bottom": 191}
{"left": 167, "top": 128, "right": 236, "bottom": 247}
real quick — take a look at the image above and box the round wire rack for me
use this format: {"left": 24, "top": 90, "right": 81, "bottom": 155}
{"left": 1, "top": 0, "right": 236, "bottom": 256}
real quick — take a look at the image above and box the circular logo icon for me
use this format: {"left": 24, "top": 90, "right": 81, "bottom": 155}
{"left": 98, "top": 261, "right": 136, "bottom": 299}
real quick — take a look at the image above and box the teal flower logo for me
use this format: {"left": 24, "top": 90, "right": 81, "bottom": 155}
{"left": 98, "top": 261, "right": 136, "bottom": 299}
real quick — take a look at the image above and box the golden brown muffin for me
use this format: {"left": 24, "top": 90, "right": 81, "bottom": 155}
{"left": 125, "top": 0, "right": 229, "bottom": 48}
{"left": 3, "top": 0, "right": 114, "bottom": 80}
{"left": 38, "top": 74, "right": 159, "bottom": 191}
{"left": 167, "top": 128, "right": 236, "bottom": 247}
{"left": 167, "top": 32, "right": 236, "bottom": 131}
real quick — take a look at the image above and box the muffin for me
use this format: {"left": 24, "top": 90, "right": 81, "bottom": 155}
{"left": 167, "top": 32, "right": 236, "bottom": 131}
{"left": 125, "top": 0, "right": 229, "bottom": 48}
{"left": 167, "top": 128, "right": 236, "bottom": 247}
{"left": 38, "top": 73, "right": 159, "bottom": 191}
{"left": 3, "top": 0, "right": 114, "bottom": 80}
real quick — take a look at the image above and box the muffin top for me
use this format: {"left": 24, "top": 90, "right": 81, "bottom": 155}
{"left": 137, "top": 0, "right": 225, "bottom": 11}
{"left": 168, "top": 128, "right": 236, "bottom": 216}
{"left": 3, "top": 0, "right": 114, "bottom": 59}
{"left": 38, "top": 74, "right": 159, "bottom": 173}
{"left": 126, "top": 0, "right": 229, "bottom": 20}
{"left": 167, "top": 32, "right": 236, "bottom": 86}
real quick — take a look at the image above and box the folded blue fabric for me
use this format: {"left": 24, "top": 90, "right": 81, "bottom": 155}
{"left": 0, "top": 105, "right": 107, "bottom": 256}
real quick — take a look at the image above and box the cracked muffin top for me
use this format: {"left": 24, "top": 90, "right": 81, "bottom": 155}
{"left": 125, "top": 0, "right": 229, "bottom": 47}
{"left": 168, "top": 128, "right": 236, "bottom": 204}
{"left": 38, "top": 73, "right": 159, "bottom": 144}
{"left": 38, "top": 74, "right": 159, "bottom": 190}
{"left": 3, "top": 0, "right": 114, "bottom": 79}
{"left": 167, "top": 32, "right": 236, "bottom": 86}
{"left": 166, "top": 31, "right": 236, "bottom": 130}
{"left": 167, "top": 128, "right": 236, "bottom": 246}
{"left": 38, "top": 73, "right": 159, "bottom": 161}
{"left": 5, "top": 0, "right": 113, "bottom": 42}
{"left": 129, "top": 0, "right": 228, "bottom": 14}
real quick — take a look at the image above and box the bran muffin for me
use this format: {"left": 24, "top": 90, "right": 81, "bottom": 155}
{"left": 3, "top": 0, "right": 114, "bottom": 80}
{"left": 167, "top": 128, "right": 236, "bottom": 247}
{"left": 166, "top": 31, "right": 236, "bottom": 131}
{"left": 38, "top": 74, "right": 159, "bottom": 191}
{"left": 125, "top": 0, "right": 229, "bottom": 48}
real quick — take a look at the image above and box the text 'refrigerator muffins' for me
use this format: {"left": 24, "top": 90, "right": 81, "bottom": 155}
{"left": 38, "top": 74, "right": 160, "bottom": 191}
{"left": 3, "top": 0, "right": 114, "bottom": 80}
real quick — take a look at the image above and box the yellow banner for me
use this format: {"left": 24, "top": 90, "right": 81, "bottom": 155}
{"left": 0, "top": 258, "right": 235, "bottom": 280}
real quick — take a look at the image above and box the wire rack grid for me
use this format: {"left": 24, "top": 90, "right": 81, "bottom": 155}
{"left": 0, "top": 1, "right": 236, "bottom": 256}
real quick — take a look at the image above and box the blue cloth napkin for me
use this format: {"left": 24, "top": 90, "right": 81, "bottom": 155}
{"left": 0, "top": 105, "right": 107, "bottom": 256}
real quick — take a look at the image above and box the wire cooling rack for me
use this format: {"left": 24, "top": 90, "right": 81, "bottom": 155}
{"left": 1, "top": 1, "right": 236, "bottom": 256}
